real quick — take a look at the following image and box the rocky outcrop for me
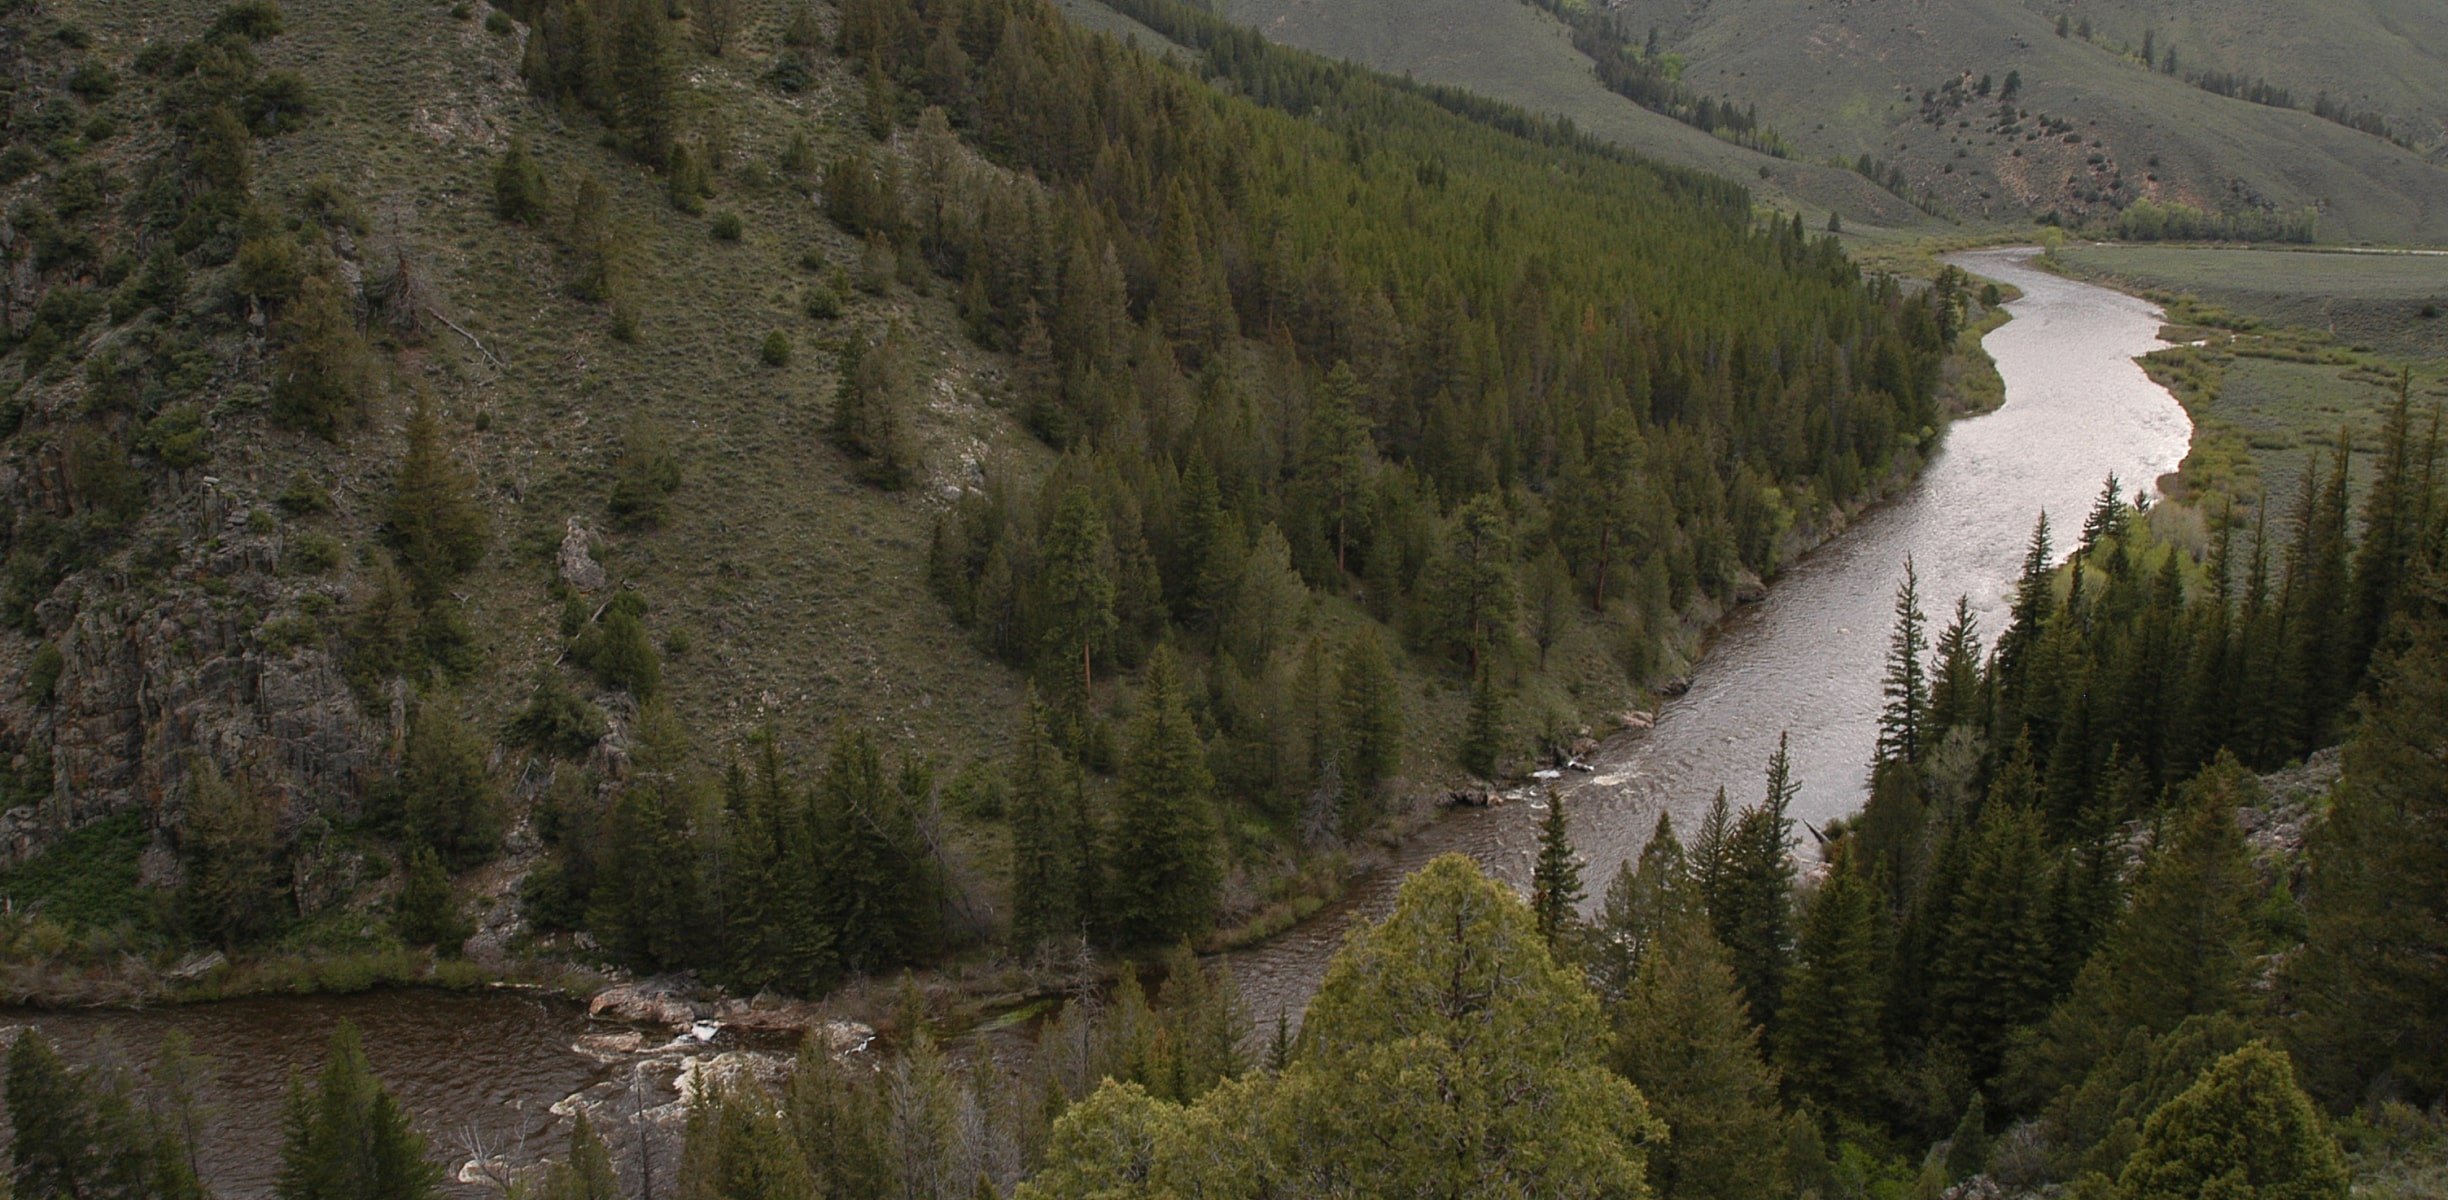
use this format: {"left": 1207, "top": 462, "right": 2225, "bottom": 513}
{"left": 588, "top": 978, "right": 702, "bottom": 1029}
{"left": 557, "top": 517, "right": 606, "bottom": 594}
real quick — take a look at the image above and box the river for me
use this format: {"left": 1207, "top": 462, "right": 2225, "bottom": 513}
{"left": 0, "top": 249, "right": 2192, "bottom": 1196}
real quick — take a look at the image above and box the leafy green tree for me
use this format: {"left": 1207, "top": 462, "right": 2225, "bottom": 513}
{"left": 276, "top": 1022, "right": 443, "bottom": 1200}
{"left": 1106, "top": 648, "right": 1220, "bottom": 947}
{"left": 399, "top": 701, "right": 502, "bottom": 869}
{"left": 384, "top": 396, "right": 490, "bottom": 603}
{"left": 2116, "top": 1044, "right": 2347, "bottom": 1200}
{"left": 1531, "top": 790, "right": 1583, "bottom": 949}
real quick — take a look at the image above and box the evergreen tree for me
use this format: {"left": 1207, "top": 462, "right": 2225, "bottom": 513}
{"left": 1585, "top": 812, "right": 1689, "bottom": 1002}
{"left": 1944, "top": 1092, "right": 1990, "bottom": 1182}
{"left": 677, "top": 1082, "right": 817, "bottom": 1200}
{"left": 392, "top": 842, "right": 469, "bottom": 953}
{"left": 1930, "top": 799, "right": 2055, "bottom": 1082}
{"left": 181, "top": 759, "right": 288, "bottom": 946}
{"left": 2116, "top": 1044, "right": 2347, "bottom": 1200}
{"left": 1607, "top": 847, "right": 1791, "bottom": 1200}
{"left": 1927, "top": 595, "right": 1984, "bottom": 740}
{"left": 2289, "top": 555, "right": 2448, "bottom": 1105}
{"left": 270, "top": 272, "right": 374, "bottom": 437}
{"left": 1530, "top": 790, "right": 1583, "bottom": 949}
{"left": 384, "top": 396, "right": 490, "bottom": 603}
{"left": 1715, "top": 735, "right": 1798, "bottom": 1031}
{"left": 1301, "top": 363, "right": 1374, "bottom": 575}
{"left": 2008, "top": 756, "right": 2258, "bottom": 1108}
{"left": 607, "top": 0, "right": 676, "bottom": 163}
{"left": 591, "top": 700, "right": 707, "bottom": 970}
{"left": 1776, "top": 851, "right": 1884, "bottom": 1116}
{"left": 1106, "top": 648, "right": 1221, "bottom": 947}
{"left": 399, "top": 701, "right": 502, "bottom": 868}
{"left": 1336, "top": 626, "right": 1402, "bottom": 802}
{"left": 492, "top": 135, "right": 550, "bottom": 224}
{"left": 1423, "top": 493, "right": 1517, "bottom": 672}
{"left": 276, "top": 1022, "right": 443, "bottom": 1200}
{"left": 827, "top": 324, "right": 921, "bottom": 488}
{"left": 818, "top": 727, "right": 944, "bottom": 970}
{"left": 1458, "top": 668, "right": 1507, "bottom": 779}
{"left": 1035, "top": 487, "right": 1118, "bottom": 702}
{"left": 1878, "top": 559, "right": 1929, "bottom": 765}
{"left": 7, "top": 1031, "right": 101, "bottom": 1200}
{"left": 540, "top": 1115, "right": 622, "bottom": 1200}
{"left": 1008, "top": 691, "right": 1086, "bottom": 956}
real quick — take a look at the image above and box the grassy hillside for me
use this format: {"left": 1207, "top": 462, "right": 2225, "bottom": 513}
{"left": 2056, "top": 244, "right": 2448, "bottom": 359}
{"left": 1197, "top": 0, "right": 1938, "bottom": 234}
{"left": 2021, "top": 0, "right": 2448, "bottom": 154}
{"left": 1605, "top": 0, "right": 2448, "bottom": 244}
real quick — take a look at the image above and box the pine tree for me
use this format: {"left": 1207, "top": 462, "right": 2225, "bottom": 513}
{"left": 607, "top": 0, "right": 676, "bottom": 163}
{"left": 271, "top": 272, "right": 373, "bottom": 437}
{"left": 1944, "top": 1092, "right": 1990, "bottom": 1182}
{"left": 399, "top": 700, "right": 502, "bottom": 869}
{"left": 276, "top": 1022, "right": 443, "bottom": 1200}
{"left": 2289, "top": 556, "right": 2448, "bottom": 1105}
{"left": 8, "top": 1031, "right": 102, "bottom": 1200}
{"left": 2117, "top": 1044, "right": 2347, "bottom": 1200}
{"left": 1585, "top": 812, "right": 1690, "bottom": 1002}
{"left": 493, "top": 135, "right": 550, "bottom": 223}
{"left": 1458, "top": 668, "right": 1507, "bottom": 779}
{"left": 1530, "top": 790, "right": 1583, "bottom": 949}
{"left": 1424, "top": 493, "right": 1518, "bottom": 672}
{"left": 2007, "top": 756, "right": 2257, "bottom": 1108}
{"left": 384, "top": 396, "right": 490, "bottom": 603}
{"left": 591, "top": 700, "right": 706, "bottom": 970}
{"left": 540, "top": 1115, "right": 622, "bottom": 1200}
{"left": 1715, "top": 734, "right": 1798, "bottom": 1031}
{"left": 1607, "top": 848, "right": 1790, "bottom": 1200}
{"left": 1008, "top": 691, "right": 1086, "bottom": 956}
{"left": 1035, "top": 488, "right": 1118, "bottom": 703}
{"left": 1776, "top": 851, "right": 1884, "bottom": 1115}
{"left": 1927, "top": 595, "right": 1984, "bottom": 741}
{"left": 1336, "top": 626, "right": 1402, "bottom": 802}
{"left": 818, "top": 727, "right": 944, "bottom": 971}
{"left": 181, "top": 759, "right": 288, "bottom": 946}
{"left": 393, "top": 842, "right": 469, "bottom": 953}
{"left": 1992, "top": 512, "right": 2055, "bottom": 701}
{"left": 1302, "top": 363, "right": 1374, "bottom": 575}
{"left": 1106, "top": 649, "right": 1220, "bottom": 948}
{"left": 1929, "top": 800, "right": 2054, "bottom": 1082}
{"left": 1878, "top": 559, "right": 1930, "bottom": 765}
{"left": 827, "top": 324, "right": 921, "bottom": 488}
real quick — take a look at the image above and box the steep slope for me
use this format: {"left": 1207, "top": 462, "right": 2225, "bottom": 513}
{"left": 1613, "top": 0, "right": 2448, "bottom": 244}
{"left": 1202, "top": 0, "right": 1937, "bottom": 233}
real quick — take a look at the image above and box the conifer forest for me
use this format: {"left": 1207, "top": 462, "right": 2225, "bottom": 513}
{"left": 1, "top": 0, "right": 2444, "bottom": 1196}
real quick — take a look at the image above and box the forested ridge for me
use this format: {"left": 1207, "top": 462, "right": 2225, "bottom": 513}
{"left": 8, "top": 0, "right": 2442, "bottom": 1194}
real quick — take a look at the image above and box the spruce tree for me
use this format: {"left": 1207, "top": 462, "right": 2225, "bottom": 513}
{"left": 1035, "top": 488, "right": 1118, "bottom": 703}
{"left": 1302, "top": 362, "right": 1373, "bottom": 575}
{"left": 8, "top": 1031, "right": 102, "bottom": 1200}
{"left": 181, "top": 760, "right": 288, "bottom": 946}
{"left": 392, "top": 842, "right": 469, "bottom": 952}
{"left": 1930, "top": 799, "right": 2055, "bottom": 1082}
{"left": 271, "top": 272, "right": 374, "bottom": 437}
{"left": 1776, "top": 851, "right": 1884, "bottom": 1116}
{"left": 1459, "top": 668, "right": 1507, "bottom": 779}
{"left": 607, "top": 0, "right": 675, "bottom": 163}
{"left": 399, "top": 701, "right": 502, "bottom": 869}
{"left": 384, "top": 396, "right": 490, "bottom": 603}
{"left": 1105, "top": 648, "right": 1220, "bottom": 948}
{"left": 1530, "top": 790, "right": 1583, "bottom": 950}
{"left": 276, "top": 1022, "right": 443, "bottom": 1200}
{"left": 2289, "top": 556, "right": 2448, "bottom": 1105}
{"left": 493, "top": 135, "right": 550, "bottom": 223}
{"left": 1715, "top": 735, "right": 1798, "bottom": 1031}
{"left": 1008, "top": 691, "right": 1085, "bottom": 956}
{"left": 541, "top": 1115, "right": 622, "bottom": 1200}
{"left": 1927, "top": 595, "right": 1983, "bottom": 742}
{"left": 1336, "top": 626, "right": 1402, "bottom": 802}
{"left": 827, "top": 324, "right": 921, "bottom": 489}
{"left": 1877, "top": 559, "right": 1929, "bottom": 765}
{"left": 1607, "top": 849, "right": 1791, "bottom": 1200}
{"left": 1424, "top": 494, "right": 1518, "bottom": 672}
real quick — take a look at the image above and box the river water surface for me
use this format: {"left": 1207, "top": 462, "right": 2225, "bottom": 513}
{"left": 0, "top": 249, "right": 2192, "bottom": 1196}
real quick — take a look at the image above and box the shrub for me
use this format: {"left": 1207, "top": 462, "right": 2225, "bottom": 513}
{"left": 608, "top": 423, "right": 683, "bottom": 531}
{"left": 803, "top": 281, "right": 841, "bottom": 320}
{"left": 277, "top": 470, "right": 332, "bottom": 514}
{"left": 760, "top": 330, "right": 791, "bottom": 366}
{"left": 210, "top": 1, "right": 287, "bottom": 40}
{"left": 23, "top": 642, "right": 63, "bottom": 706}
{"left": 710, "top": 210, "right": 743, "bottom": 241}
{"left": 506, "top": 675, "right": 606, "bottom": 757}
{"left": 485, "top": 9, "right": 513, "bottom": 34}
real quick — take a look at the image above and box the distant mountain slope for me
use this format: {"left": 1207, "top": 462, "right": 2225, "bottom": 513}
{"left": 2021, "top": 0, "right": 2448, "bottom": 154}
{"left": 1202, "top": 0, "right": 1939, "bottom": 233}
{"left": 1611, "top": 0, "right": 2448, "bottom": 244}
